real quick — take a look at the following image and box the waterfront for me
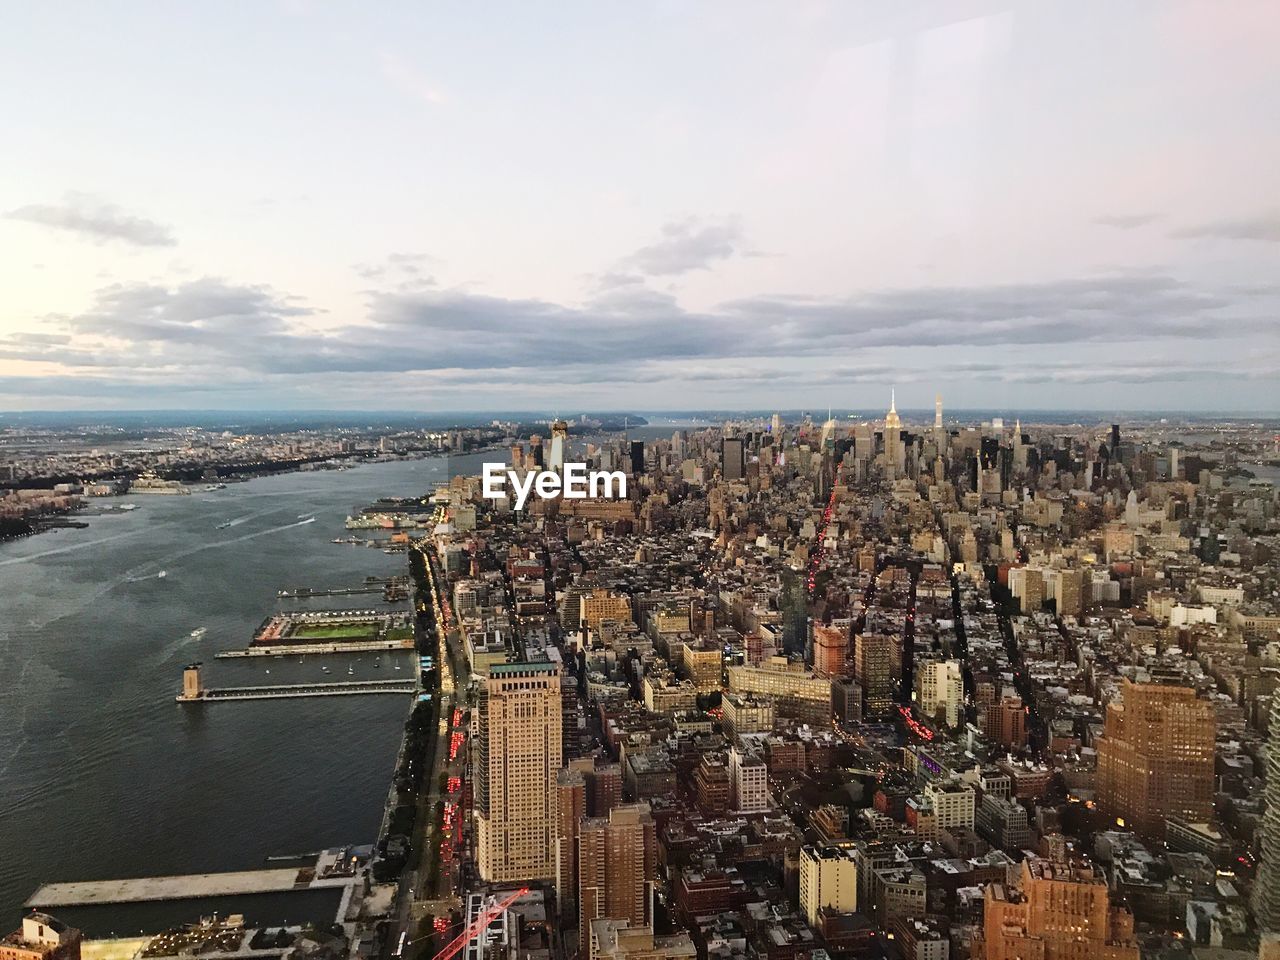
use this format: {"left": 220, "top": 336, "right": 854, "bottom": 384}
{"left": 0, "top": 458, "right": 463, "bottom": 935}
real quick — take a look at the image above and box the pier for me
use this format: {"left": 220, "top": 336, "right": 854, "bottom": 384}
{"left": 26, "top": 868, "right": 351, "bottom": 908}
{"left": 176, "top": 665, "right": 415, "bottom": 702}
{"left": 277, "top": 585, "right": 383, "bottom": 598}
{"left": 215, "top": 638, "right": 414, "bottom": 658}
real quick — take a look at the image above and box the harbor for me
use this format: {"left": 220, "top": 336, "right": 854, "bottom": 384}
{"left": 0, "top": 456, "right": 467, "bottom": 931}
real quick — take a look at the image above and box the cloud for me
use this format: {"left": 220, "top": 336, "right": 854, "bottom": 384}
{"left": 586, "top": 271, "right": 645, "bottom": 292}
{"left": 5, "top": 193, "right": 176, "bottom": 247}
{"left": 1093, "top": 213, "right": 1162, "bottom": 229}
{"left": 2, "top": 269, "right": 1274, "bottom": 409}
{"left": 352, "top": 252, "right": 438, "bottom": 287}
{"left": 623, "top": 217, "right": 743, "bottom": 275}
{"left": 1171, "top": 213, "right": 1280, "bottom": 242}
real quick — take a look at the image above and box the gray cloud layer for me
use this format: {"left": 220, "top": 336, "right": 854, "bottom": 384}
{"left": 1172, "top": 213, "right": 1280, "bottom": 242}
{"left": 6, "top": 271, "right": 1274, "bottom": 400}
{"left": 6, "top": 193, "right": 176, "bottom": 247}
{"left": 623, "top": 218, "right": 743, "bottom": 275}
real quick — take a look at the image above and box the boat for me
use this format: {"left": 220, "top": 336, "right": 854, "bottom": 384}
{"left": 347, "top": 665, "right": 354, "bottom": 676}
{"left": 265, "top": 669, "right": 271, "bottom": 675}
{"left": 215, "top": 521, "right": 232, "bottom": 529}
{"left": 322, "top": 666, "right": 331, "bottom": 674}
{"left": 190, "top": 627, "right": 207, "bottom": 639}
{"left": 373, "top": 659, "right": 381, "bottom": 668}
{"left": 394, "top": 664, "right": 401, "bottom": 671}
{"left": 157, "top": 571, "right": 168, "bottom": 579}
{"left": 297, "top": 513, "right": 314, "bottom": 520}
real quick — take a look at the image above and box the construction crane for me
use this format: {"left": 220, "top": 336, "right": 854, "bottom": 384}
{"left": 430, "top": 887, "right": 528, "bottom": 960}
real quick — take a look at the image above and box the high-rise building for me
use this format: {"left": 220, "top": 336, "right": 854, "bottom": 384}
{"left": 799, "top": 844, "right": 858, "bottom": 925}
{"left": 475, "top": 661, "right": 563, "bottom": 882}
{"left": 771, "top": 413, "right": 783, "bottom": 438}
{"left": 556, "top": 765, "right": 589, "bottom": 914}
{"left": 982, "top": 857, "right": 1139, "bottom": 960}
{"left": 1254, "top": 696, "right": 1280, "bottom": 931}
{"left": 0, "top": 915, "right": 81, "bottom": 960}
{"left": 883, "top": 391, "right": 904, "bottom": 475}
{"left": 629, "top": 441, "right": 645, "bottom": 475}
{"left": 1095, "top": 681, "right": 1215, "bottom": 839}
{"left": 1057, "top": 568, "right": 1085, "bottom": 619}
{"left": 987, "top": 692, "right": 1028, "bottom": 750}
{"left": 579, "top": 804, "right": 657, "bottom": 954}
{"left": 812, "top": 623, "right": 849, "bottom": 679}
{"left": 549, "top": 419, "right": 569, "bottom": 472}
{"left": 728, "top": 744, "right": 769, "bottom": 812}
{"left": 1020, "top": 568, "right": 1044, "bottom": 615}
{"left": 854, "top": 632, "right": 894, "bottom": 718}
{"left": 820, "top": 409, "right": 838, "bottom": 451}
{"left": 831, "top": 679, "right": 862, "bottom": 723}
{"left": 721, "top": 437, "right": 745, "bottom": 481}
{"left": 916, "top": 660, "right": 963, "bottom": 727}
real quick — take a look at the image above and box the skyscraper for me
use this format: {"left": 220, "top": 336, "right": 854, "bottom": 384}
{"left": 475, "top": 661, "right": 563, "bottom": 882}
{"left": 1057, "top": 568, "right": 1085, "bottom": 619}
{"left": 819, "top": 409, "right": 838, "bottom": 451}
{"left": 854, "top": 632, "right": 894, "bottom": 718}
{"left": 549, "top": 418, "right": 569, "bottom": 472}
{"left": 629, "top": 440, "right": 645, "bottom": 475}
{"left": 721, "top": 437, "right": 745, "bottom": 481}
{"left": 1254, "top": 696, "right": 1280, "bottom": 931}
{"left": 578, "top": 803, "right": 657, "bottom": 954}
{"left": 883, "top": 391, "right": 904, "bottom": 475}
{"left": 1095, "top": 680, "right": 1215, "bottom": 839}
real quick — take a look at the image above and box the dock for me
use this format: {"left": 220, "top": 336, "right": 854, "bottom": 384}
{"left": 177, "top": 678, "right": 415, "bottom": 703}
{"left": 214, "top": 638, "right": 414, "bottom": 658}
{"left": 26, "top": 868, "right": 350, "bottom": 908}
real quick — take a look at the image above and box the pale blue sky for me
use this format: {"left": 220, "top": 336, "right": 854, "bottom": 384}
{"left": 2, "top": 0, "right": 1278, "bottom": 411}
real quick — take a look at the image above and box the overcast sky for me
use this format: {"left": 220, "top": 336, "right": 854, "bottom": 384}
{"left": 2, "top": 0, "right": 1278, "bottom": 413}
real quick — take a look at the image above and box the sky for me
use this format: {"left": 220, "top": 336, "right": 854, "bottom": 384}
{"left": 1, "top": 0, "right": 1279, "bottom": 414}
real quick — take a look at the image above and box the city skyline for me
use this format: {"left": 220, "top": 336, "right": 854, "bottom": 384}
{"left": 2, "top": 1, "right": 1279, "bottom": 411}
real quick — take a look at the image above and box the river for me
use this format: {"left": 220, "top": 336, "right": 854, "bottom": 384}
{"left": 0, "top": 457, "right": 461, "bottom": 935}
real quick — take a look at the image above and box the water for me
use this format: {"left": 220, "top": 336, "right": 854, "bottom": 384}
{"left": 0, "top": 458, "right": 462, "bottom": 934}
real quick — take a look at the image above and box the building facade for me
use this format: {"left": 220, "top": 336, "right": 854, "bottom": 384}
{"left": 475, "top": 661, "right": 563, "bottom": 882}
